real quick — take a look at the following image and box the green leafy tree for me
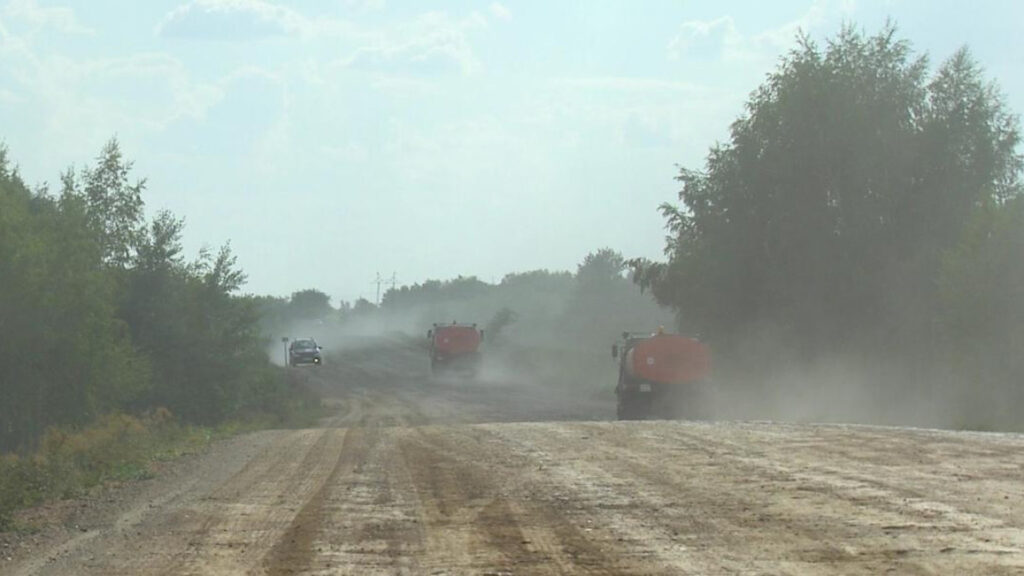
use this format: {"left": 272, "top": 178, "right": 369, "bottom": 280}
{"left": 484, "top": 307, "right": 518, "bottom": 343}
{"left": 62, "top": 138, "right": 147, "bottom": 268}
{"left": 289, "top": 289, "right": 333, "bottom": 321}
{"left": 938, "top": 197, "right": 1024, "bottom": 413}
{"left": 568, "top": 249, "right": 667, "bottom": 340}
{"left": 637, "top": 24, "right": 1021, "bottom": 356}
{"left": 576, "top": 248, "right": 626, "bottom": 288}
{"left": 0, "top": 149, "right": 148, "bottom": 450}
{"left": 381, "top": 276, "right": 490, "bottom": 309}
{"left": 352, "top": 297, "right": 378, "bottom": 315}
{"left": 500, "top": 269, "right": 574, "bottom": 290}
{"left": 1, "top": 137, "right": 304, "bottom": 449}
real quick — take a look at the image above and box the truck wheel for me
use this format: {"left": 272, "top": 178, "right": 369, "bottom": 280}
{"left": 617, "top": 391, "right": 643, "bottom": 420}
{"left": 616, "top": 397, "right": 629, "bottom": 420}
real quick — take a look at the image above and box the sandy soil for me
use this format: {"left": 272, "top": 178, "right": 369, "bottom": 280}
{"left": 3, "top": 337, "right": 1023, "bottom": 575}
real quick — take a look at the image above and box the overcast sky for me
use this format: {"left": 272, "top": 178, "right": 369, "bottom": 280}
{"left": 1, "top": 0, "right": 1022, "bottom": 304}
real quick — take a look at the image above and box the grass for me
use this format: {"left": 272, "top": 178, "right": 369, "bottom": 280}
{"left": 0, "top": 409, "right": 199, "bottom": 530}
{"left": 0, "top": 395, "right": 329, "bottom": 532}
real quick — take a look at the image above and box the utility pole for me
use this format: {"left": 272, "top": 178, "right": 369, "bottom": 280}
{"left": 372, "top": 272, "right": 398, "bottom": 306}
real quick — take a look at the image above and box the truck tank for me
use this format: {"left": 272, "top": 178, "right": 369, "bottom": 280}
{"left": 623, "top": 334, "right": 710, "bottom": 385}
{"left": 614, "top": 331, "right": 711, "bottom": 420}
{"left": 432, "top": 325, "right": 482, "bottom": 357}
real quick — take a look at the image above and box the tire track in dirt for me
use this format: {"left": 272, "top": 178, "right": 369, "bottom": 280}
{"left": 541, "top": 422, "right": 871, "bottom": 573}
{"left": 12, "top": 430, "right": 337, "bottom": 576}
{"left": 310, "top": 426, "right": 427, "bottom": 575}
{"left": 429, "top": 424, "right": 718, "bottom": 575}
{"left": 505, "top": 421, "right": 1024, "bottom": 575}
{"left": 476, "top": 421, "right": 905, "bottom": 574}
{"left": 262, "top": 427, "right": 363, "bottom": 575}
{"left": 120, "top": 431, "right": 323, "bottom": 575}
{"left": 398, "top": 426, "right": 619, "bottom": 575}
{"left": 650, "top": 423, "right": 1024, "bottom": 564}
{"left": 346, "top": 435, "right": 425, "bottom": 575}
{"left": 160, "top": 430, "right": 344, "bottom": 576}
{"left": 262, "top": 384, "right": 434, "bottom": 575}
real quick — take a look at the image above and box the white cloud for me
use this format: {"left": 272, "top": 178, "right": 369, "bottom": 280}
{"left": 751, "top": 2, "right": 826, "bottom": 51}
{"left": 321, "top": 142, "right": 370, "bottom": 164}
{"left": 156, "top": 2, "right": 483, "bottom": 75}
{"left": 489, "top": 2, "right": 511, "bottom": 21}
{"left": 1, "top": 0, "right": 494, "bottom": 192}
{"left": 155, "top": 0, "right": 387, "bottom": 42}
{"left": 667, "top": 16, "right": 742, "bottom": 61}
{"left": 544, "top": 74, "right": 736, "bottom": 153}
{"left": 368, "top": 74, "right": 442, "bottom": 96}
{"left": 0, "top": 15, "right": 227, "bottom": 161}
{"left": 0, "top": 87, "right": 23, "bottom": 104}
{"left": 70, "top": 53, "right": 227, "bottom": 128}
{"left": 156, "top": 0, "right": 309, "bottom": 40}
{"left": 344, "top": 0, "right": 385, "bottom": 12}
{"left": 554, "top": 76, "right": 708, "bottom": 95}
{"left": 332, "top": 11, "right": 487, "bottom": 76}
{"left": 667, "top": 3, "right": 829, "bottom": 64}
{"left": 1, "top": 0, "right": 93, "bottom": 36}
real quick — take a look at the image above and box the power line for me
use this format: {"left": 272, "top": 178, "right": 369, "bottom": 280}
{"left": 372, "top": 271, "right": 398, "bottom": 306}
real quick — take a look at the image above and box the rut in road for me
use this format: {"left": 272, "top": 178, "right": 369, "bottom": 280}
{"left": 263, "top": 427, "right": 367, "bottom": 575}
{"left": 262, "top": 389, "right": 424, "bottom": 575}
{"left": 398, "top": 427, "right": 619, "bottom": 575}
{"left": 259, "top": 384, "right": 621, "bottom": 575}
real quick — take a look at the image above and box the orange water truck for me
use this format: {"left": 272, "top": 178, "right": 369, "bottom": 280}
{"left": 427, "top": 321, "right": 484, "bottom": 377}
{"left": 611, "top": 327, "right": 711, "bottom": 420}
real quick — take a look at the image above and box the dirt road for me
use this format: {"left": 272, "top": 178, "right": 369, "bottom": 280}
{"left": 5, "top": 337, "right": 1024, "bottom": 575}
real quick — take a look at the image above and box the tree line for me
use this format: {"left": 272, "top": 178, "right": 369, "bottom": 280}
{"left": 0, "top": 139, "right": 303, "bottom": 452}
{"left": 258, "top": 247, "right": 670, "bottom": 354}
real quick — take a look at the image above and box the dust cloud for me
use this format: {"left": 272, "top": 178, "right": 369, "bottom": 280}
{"left": 264, "top": 274, "right": 672, "bottom": 400}
{"left": 266, "top": 277, "right": 1022, "bottom": 432}
{"left": 702, "top": 323, "right": 1024, "bottom": 432}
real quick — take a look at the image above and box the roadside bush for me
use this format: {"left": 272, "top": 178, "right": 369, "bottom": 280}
{"left": 0, "top": 409, "right": 201, "bottom": 531}
{"left": 0, "top": 389, "right": 325, "bottom": 531}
